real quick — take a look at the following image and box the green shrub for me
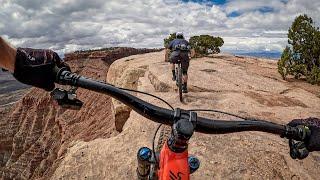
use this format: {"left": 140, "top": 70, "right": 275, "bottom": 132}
{"left": 291, "top": 64, "right": 307, "bottom": 79}
{"left": 278, "top": 14, "right": 320, "bottom": 85}
{"left": 278, "top": 47, "right": 292, "bottom": 79}
{"left": 307, "top": 66, "right": 320, "bottom": 85}
{"left": 189, "top": 35, "right": 224, "bottom": 56}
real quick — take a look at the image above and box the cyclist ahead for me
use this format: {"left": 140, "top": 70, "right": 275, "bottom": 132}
{"left": 168, "top": 32, "right": 191, "bottom": 93}
{"left": 0, "top": 36, "right": 319, "bottom": 157}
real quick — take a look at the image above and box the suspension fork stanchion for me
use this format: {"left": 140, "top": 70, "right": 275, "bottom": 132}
{"left": 137, "top": 147, "right": 153, "bottom": 180}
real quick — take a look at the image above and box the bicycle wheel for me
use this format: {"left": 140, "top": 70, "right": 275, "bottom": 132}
{"left": 177, "top": 64, "right": 183, "bottom": 102}
{"left": 156, "top": 125, "right": 172, "bottom": 152}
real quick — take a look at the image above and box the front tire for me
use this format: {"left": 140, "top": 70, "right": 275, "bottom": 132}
{"left": 156, "top": 125, "right": 171, "bottom": 152}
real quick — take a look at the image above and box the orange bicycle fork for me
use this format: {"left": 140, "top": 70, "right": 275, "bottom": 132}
{"left": 137, "top": 109, "right": 200, "bottom": 180}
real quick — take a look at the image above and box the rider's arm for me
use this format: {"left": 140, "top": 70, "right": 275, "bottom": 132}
{"left": 13, "top": 48, "right": 71, "bottom": 91}
{"left": 0, "top": 36, "right": 17, "bottom": 72}
{"left": 0, "top": 36, "right": 70, "bottom": 91}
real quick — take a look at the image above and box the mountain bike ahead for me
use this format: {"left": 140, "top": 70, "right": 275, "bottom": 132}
{"left": 52, "top": 67, "right": 312, "bottom": 180}
{"left": 174, "top": 60, "right": 183, "bottom": 102}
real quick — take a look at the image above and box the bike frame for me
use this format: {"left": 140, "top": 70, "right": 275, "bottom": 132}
{"left": 158, "top": 141, "right": 189, "bottom": 180}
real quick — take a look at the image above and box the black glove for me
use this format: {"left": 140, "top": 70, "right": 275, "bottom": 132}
{"left": 13, "top": 48, "right": 70, "bottom": 91}
{"left": 287, "top": 117, "right": 320, "bottom": 159}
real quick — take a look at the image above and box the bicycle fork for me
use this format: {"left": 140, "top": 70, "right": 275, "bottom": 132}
{"left": 137, "top": 109, "right": 201, "bottom": 180}
{"left": 137, "top": 147, "right": 200, "bottom": 180}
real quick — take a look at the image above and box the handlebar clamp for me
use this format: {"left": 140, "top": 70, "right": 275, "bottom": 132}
{"left": 173, "top": 108, "right": 197, "bottom": 128}
{"left": 55, "top": 68, "right": 81, "bottom": 86}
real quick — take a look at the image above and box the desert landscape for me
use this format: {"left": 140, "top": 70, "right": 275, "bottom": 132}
{"left": 0, "top": 69, "right": 30, "bottom": 107}
{"left": 1, "top": 49, "right": 319, "bottom": 179}
{"left": 0, "top": 69, "right": 30, "bottom": 125}
{"left": 0, "top": 48, "right": 158, "bottom": 179}
{"left": 2, "top": 0, "right": 320, "bottom": 179}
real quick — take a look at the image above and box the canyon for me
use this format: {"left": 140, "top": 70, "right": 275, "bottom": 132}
{"left": 0, "top": 49, "right": 319, "bottom": 179}
{"left": 0, "top": 47, "right": 159, "bottom": 179}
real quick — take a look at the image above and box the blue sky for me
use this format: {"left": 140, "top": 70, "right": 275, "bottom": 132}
{"left": 183, "top": 0, "right": 276, "bottom": 17}
{"left": 182, "top": 0, "right": 227, "bottom": 5}
{"left": 1, "top": 0, "right": 320, "bottom": 54}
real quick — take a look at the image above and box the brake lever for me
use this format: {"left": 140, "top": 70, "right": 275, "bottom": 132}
{"left": 51, "top": 88, "right": 83, "bottom": 110}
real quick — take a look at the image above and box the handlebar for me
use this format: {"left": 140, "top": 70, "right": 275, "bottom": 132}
{"left": 54, "top": 68, "right": 310, "bottom": 142}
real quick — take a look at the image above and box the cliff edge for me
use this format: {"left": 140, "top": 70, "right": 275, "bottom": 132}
{"left": 0, "top": 48, "right": 159, "bottom": 179}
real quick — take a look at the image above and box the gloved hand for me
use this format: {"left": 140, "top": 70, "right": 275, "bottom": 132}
{"left": 13, "top": 48, "right": 70, "bottom": 91}
{"left": 288, "top": 117, "right": 320, "bottom": 159}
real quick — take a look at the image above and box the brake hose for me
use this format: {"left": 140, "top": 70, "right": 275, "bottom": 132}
{"left": 115, "top": 86, "right": 174, "bottom": 169}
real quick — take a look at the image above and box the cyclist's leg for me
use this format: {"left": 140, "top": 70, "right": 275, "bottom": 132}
{"left": 183, "top": 72, "right": 188, "bottom": 83}
{"left": 169, "top": 53, "right": 178, "bottom": 81}
{"left": 181, "top": 53, "right": 190, "bottom": 92}
{"left": 181, "top": 53, "right": 189, "bottom": 83}
{"left": 182, "top": 69, "right": 188, "bottom": 89}
{"left": 182, "top": 70, "right": 188, "bottom": 93}
{"left": 171, "top": 63, "right": 175, "bottom": 73}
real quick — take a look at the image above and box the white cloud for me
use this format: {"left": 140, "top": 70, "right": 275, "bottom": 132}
{"left": 222, "top": 36, "right": 287, "bottom": 52}
{"left": 0, "top": 0, "right": 319, "bottom": 54}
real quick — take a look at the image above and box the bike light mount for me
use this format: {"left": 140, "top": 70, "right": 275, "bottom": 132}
{"left": 51, "top": 88, "right": 83, "bottom": 110}
{"left": 173, "top": 108, "right": 197, "bottom": 127}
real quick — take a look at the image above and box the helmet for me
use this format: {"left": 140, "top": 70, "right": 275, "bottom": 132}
{"left": 176, "top": 32, "right": 184, "bottom": 39}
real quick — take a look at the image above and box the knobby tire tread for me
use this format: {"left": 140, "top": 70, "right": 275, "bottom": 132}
{"left": 156, "top": 125, "right": 172, "bottom": 152}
